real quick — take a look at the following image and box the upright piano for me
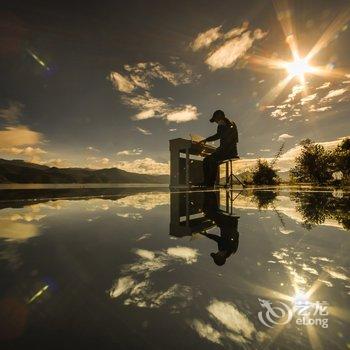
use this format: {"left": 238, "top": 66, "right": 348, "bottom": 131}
{"left": 169, "top": 138, "right": 216, "bottom": 188}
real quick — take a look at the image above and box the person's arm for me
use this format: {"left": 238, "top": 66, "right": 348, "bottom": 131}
{"left": 201, "top": 232, "right": 221, "bottom": 243}
{"left": 203, "top": 125, "right": 223, "bottom": 143}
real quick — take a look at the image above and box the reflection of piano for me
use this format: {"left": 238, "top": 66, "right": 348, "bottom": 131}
{"left": 169, "top": 138, "right": 216, "bottom": 188}
{"left": 170, "top": 190, "right": 239, "bottom": 237}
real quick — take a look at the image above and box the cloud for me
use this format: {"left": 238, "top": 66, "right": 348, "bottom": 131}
{"left": 190, "top": 26, "right": 222, "bottom": 51}
{"left": 207, "top": 299, "right": 255, "bottom": 340}
{"left": 190, "top": 319, "right": 222, "bottom": 344}
{"left": 117, "top": 148, "right": 143, "bottom": 156}
{"left": 124, "top": 62, "right": 198, "bottom": 89}
{"left": 109, "top": 72, "right": 135, "bottom": 93}
{"left": 321, "top": 88, "right": 347, "bottom": 101}
{"left": 115, "top": 157, "right": 169, "bottom": 175}
{"left": 316, "top": 82, "right": 331, "bottom": 90}
{"left": 166, "top": 105, "right": 199, "bottom": 123}
{"left": 134, "top": 109, "right": 156, "bottom": 120}
{"left": 300, "top": 93, "right": 317, "bottom": 104}
{"left": 309, "top": 105, "right": 332, "bottom": 112}
{"left": 0, "top": 101, "right": 24, "bottom": 123}
{"left": 136, "top": 126, "right": 152, "bottom": 135}
{"left": 277, "top": 133, "right": 293, "bottom": 141}
{"left": 110, "top": 61, "right": 200, "bottom": 124}
{"left": 87, "top": 157, "right": 110, "bottom": 169}
{"left": 86, "top": 146, "right": 100, "bottom": 152}
{"left": 204, "top": 26, "right": 267, "bottom": 70}
{"left": 109, "top": 247, "right": 196, "bottom": 309}
{"left": 0, "top": 125, "right": 43, "bottom": 148}
{"left": 115, "top": 192, "right": 169, "bottom": 210}
{"left": 166, "top": 246, "right": 199, "bottom": 264}
{"left": 42, "top": 158, "right": 71, "bottom": 168}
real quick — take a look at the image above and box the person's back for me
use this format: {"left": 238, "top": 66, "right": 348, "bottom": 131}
{"left": 217, "top": 118, "right": 238, "bottom": 156}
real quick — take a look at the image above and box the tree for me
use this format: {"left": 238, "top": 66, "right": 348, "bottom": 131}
{"left": 252, "top": 159, "right": 279, "bottom": 185}
{"left": 290, "top": 139, "right": 332, "bottom": 184}
{"left": 330, "top": 138, "right": 350, "bottom": 183}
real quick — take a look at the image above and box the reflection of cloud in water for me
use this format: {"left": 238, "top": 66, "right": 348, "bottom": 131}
{"left": 110, "top": 246, "right": 199, "bottom": 309}
{"left": 116, "top": 213, "right": 143, "bottom": 220}
{"left": 272, "top": 247, "right": 349, "bottom": 292}
{"left": 0, "top": 220, "right": 39, "bottom": 241}
{"left": 190, "top": 319, "right": 222, "bottom": 344}
{"left": 136, "top": 233, "right": 151, "bottom": 241}
{"left": 279, "top": 227, "right": 294, "bottom": 235}
{"left": 167, "top": 246, "right": 199, "bottom": 264}
{"left": 115, "top": 192, "right": 169, "bottom": 210}
{"left": 324, "top": 267, "right": 349, "bottom": 281}
{"left": 191, "top": 299, "right": 267, "bottom": 346}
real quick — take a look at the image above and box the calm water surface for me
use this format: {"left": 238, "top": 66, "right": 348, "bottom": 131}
{"left": 0, "top": 187, "right": 349, "bottom": 349}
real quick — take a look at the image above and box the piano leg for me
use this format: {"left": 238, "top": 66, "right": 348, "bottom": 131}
{"left": 170, "top": 149, "right": 180, "bottom": 187}
{"left": 185, "top": 149, "right": 190, "bottom": 188}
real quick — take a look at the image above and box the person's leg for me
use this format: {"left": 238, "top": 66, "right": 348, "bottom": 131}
{"left": 209, "top": 157, "right": 219, "bottom": 185}
{"left": 203, "top": 154, "right": 218, "bottom": 186}
{"left": 203, "top": 155, "right": 212, "bottom": 186}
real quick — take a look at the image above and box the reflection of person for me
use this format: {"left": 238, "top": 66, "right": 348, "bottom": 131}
{"left": 201, "top": 191, "right": 239, "bottom": 266}
{"left": 199, "top": 110, "right": 239, "bottom": 188}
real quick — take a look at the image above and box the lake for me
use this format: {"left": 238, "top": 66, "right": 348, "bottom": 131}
{"left": 0, "top": 187, "right": 349, "bottom": 349}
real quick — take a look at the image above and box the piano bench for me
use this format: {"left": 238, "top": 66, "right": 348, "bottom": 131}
{"left": 220, "top": 157, "right": 245, "bottom": 188}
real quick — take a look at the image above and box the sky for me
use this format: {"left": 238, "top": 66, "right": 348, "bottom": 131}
{"left": 0, "top": 0, "right": 349, "bottom": 174}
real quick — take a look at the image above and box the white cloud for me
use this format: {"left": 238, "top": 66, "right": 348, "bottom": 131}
{"left": 309, "top": 105, "right": 332, "bottom": 112}
{"left": 136, "top": 126, "right": 152, "bottom": 135}
{"left": 117, "top": 148, "right": 143, "bottom": 156}
{"left": 316, "top": 82, "right": 331, "bottom": 90}
{"left": 115, "top": 157, "right": 169, "bottom": 175}
{"left": 109, "top": 72, "right": 135, "bottom": 93}
{"left": 190, "top": 26, "right": 222, "bottom": 51}
{"left": 207, "top": 299, "right": 255, "bottom": 340}
{"left": 134, "top": 109, "right": 156, "bottom": 120}
{"left": 205, "top": 28, "right": 267, "bottom": 70}
{"left": 300, "top": 93, "right": 317, "bottom": 104}
{"left": 0, "top": 125, "right": 43, "bottom": 148}
{"left": 110, "top": 61, "right": 200, "bottom": 124}
{"left": 166, "top": 105, "right": 199, "bottom": 123}
{"left": 166, "top": 246, "right": 199, "bottom": 264}
{"left": 86, "top": 146, "right": 100, "bottom": 152}
{"left": 322, "top": 88, "right": 347, "bottom": 101}
{"left": 190, "top": 319, "right": 222, "bottom": 344}
{"left": 87, "top": 157, "right": 110, "bottom": 169}
{"left": 277, "top": 133, "right": 293, "bottom": 141}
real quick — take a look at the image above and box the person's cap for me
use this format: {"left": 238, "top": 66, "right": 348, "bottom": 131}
{"left": 210, "top": 252, "right": 226, "bottom": 266}
{"left": 210, "top": 109, "right": 225, "bottom": 123}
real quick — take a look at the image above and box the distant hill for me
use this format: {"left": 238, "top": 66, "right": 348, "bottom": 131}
{"left": 0, "top": 159, "right": 169, "bottom": 184}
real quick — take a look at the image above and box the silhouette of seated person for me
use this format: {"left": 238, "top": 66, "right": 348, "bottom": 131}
{"left": 201, "top": 191, "right": 239, "bottom": 266}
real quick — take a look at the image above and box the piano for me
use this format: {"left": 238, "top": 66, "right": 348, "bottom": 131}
{"left": 169, "top": 138, "right": 216, "bottom": 188}
{"left": 170, "top": 190, "right": 240, "bottom": 237}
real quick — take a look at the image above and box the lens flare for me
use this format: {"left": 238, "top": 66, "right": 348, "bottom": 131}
{"left": 284, "top": 58, "right": 312, "bottom": 78}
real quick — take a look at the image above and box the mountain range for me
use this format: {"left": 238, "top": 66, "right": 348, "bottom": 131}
{"left": 0, "top": 159, "right": 169, "bottom": 184}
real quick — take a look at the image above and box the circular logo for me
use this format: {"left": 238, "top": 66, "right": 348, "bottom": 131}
{"left": 258, "top": 298, "right": 293, "bottom": 328}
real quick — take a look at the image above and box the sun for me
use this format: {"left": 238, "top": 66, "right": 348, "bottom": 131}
{"left": 284, "top": 57, "right": 312, "bottom": 80}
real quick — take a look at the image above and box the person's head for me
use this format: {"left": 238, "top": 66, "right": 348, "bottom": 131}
{"left": 210, "top": 110, "right": 225, "bottom": 124}
{"left": 210, "top": 251, "right": 227, "bottom": 266}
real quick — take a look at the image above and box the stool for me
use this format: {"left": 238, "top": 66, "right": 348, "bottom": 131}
{"left": 221, "top": 157, "right": 245, "bottom": 188}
